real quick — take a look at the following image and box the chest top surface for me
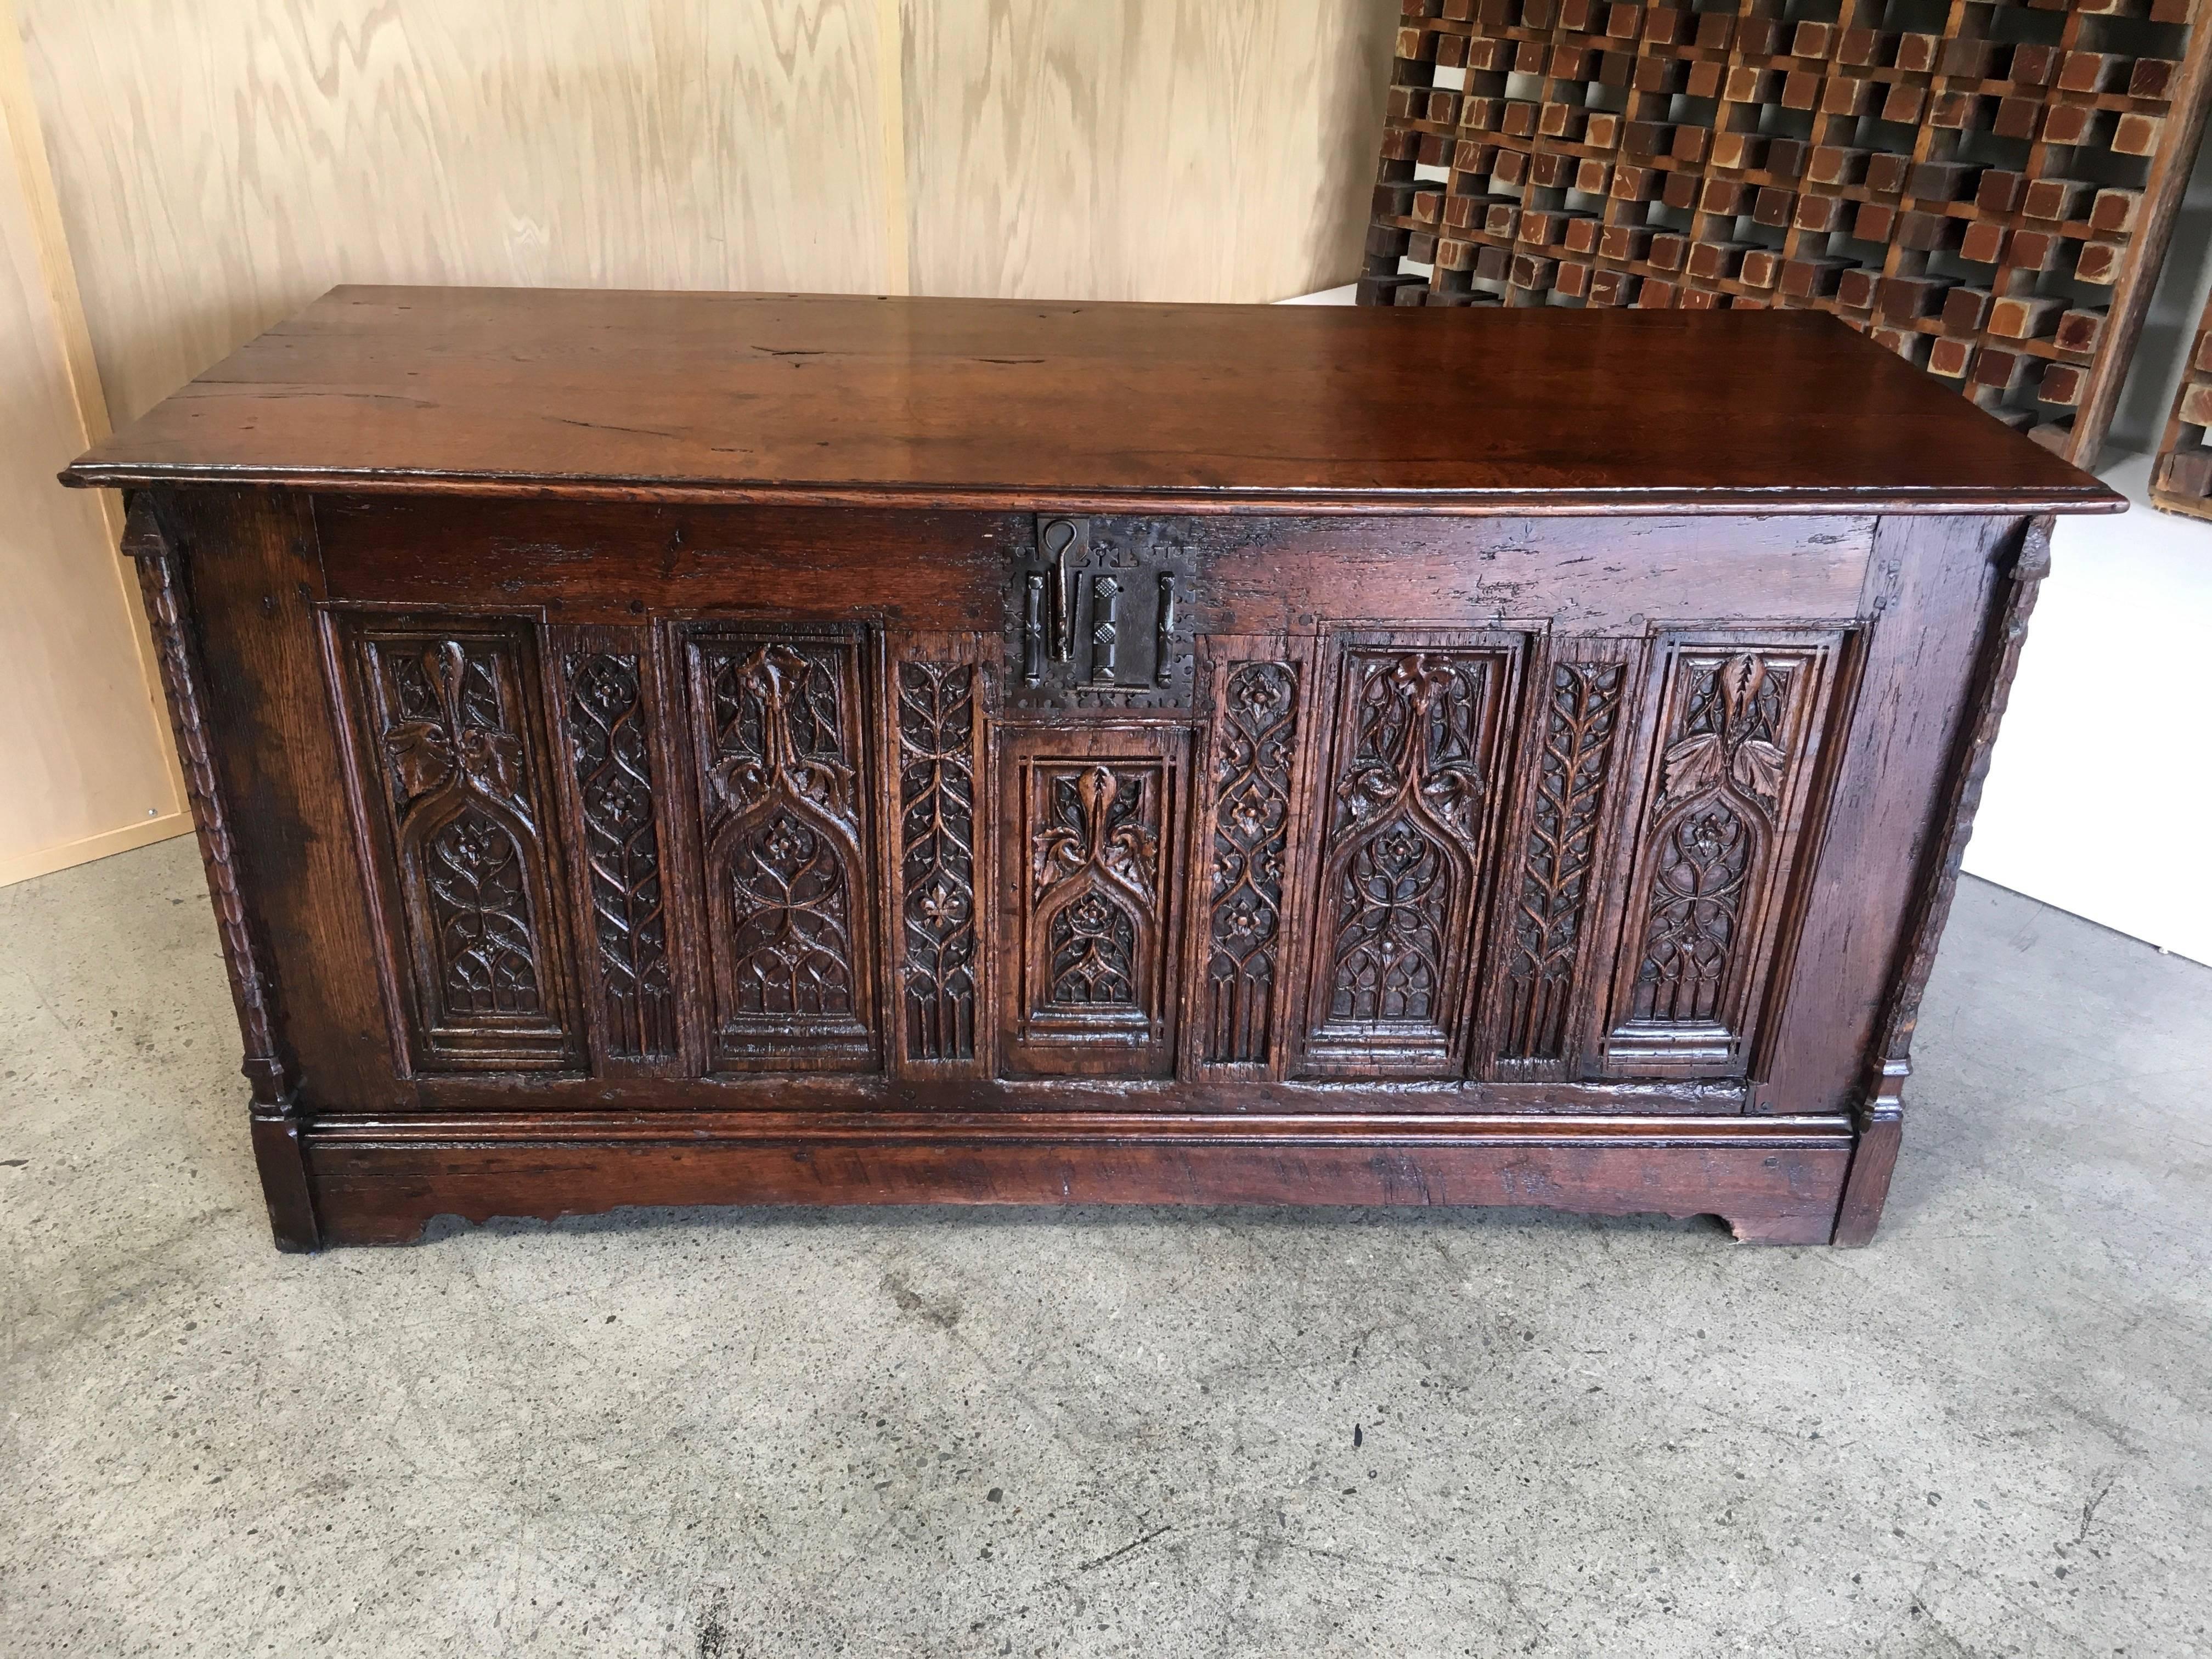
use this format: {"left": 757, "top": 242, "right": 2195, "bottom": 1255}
{"left": 65, "top": 287, "right": 2118, "bottom": 518}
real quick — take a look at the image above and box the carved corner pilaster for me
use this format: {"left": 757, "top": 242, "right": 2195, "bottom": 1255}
{"left": 1838, "top": 515, "right": 2054, "bottom": 1247}
{"left": 124, "top": 496, "right": 296, "bottom": 1108}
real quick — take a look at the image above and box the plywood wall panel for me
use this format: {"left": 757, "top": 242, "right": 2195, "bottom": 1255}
{"left": 19, "top": 0, "right": 898, "bottom": 424}
{"left": 902, "top": 0, "right": 1396, "bottom": 303}
{"left": 0, "top": 14, "right": 184, "bottom": 880}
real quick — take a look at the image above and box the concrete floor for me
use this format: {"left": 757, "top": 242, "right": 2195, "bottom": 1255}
{"left": 2, "top": 838, "right": 2207, "bottom": 1658}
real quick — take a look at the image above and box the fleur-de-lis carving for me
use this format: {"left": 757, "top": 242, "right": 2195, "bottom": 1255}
{"left": 896, "top": 658, "right": 978, "bottom": 1064}
{"left": 916, "top": 881, "right": 964, "bottom": 926}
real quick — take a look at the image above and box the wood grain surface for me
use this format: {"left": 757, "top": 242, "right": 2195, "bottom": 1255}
{"left": 0, "top": 0, "right": 182, "bottom": 882}
{"left": 902, "top": 0, "right": 1395, "bottom": 302}
{"left": 64, "top": 288, "right": 2121, "bottom": 514}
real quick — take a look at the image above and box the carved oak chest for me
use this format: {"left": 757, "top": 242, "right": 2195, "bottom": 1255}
{"left": 64, "top": 287, "right": 2119, "bottom": 1249}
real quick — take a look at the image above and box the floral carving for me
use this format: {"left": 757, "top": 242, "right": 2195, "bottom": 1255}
{"left": 697, "top": 637, "right": 873, "bottom": 1062}
{"left": 382, "top": 641, "right": 524, "bottom": 810}
{"left": 1205, "top": 662, "right": 1297, "bottom": 1064}
{"left": 356, "top": 629, "right": 577, "bottom": 1066}
{"left": 708, "top": 644, "right": 856, "bottom": 822}
{"left": 567, "top": 653, "right": 674, "bottom": 1059}
{"left": 1500, "top": 662, "right": 1625, "bottom": 1062}
{"left": 1028, "top": 765, "right": 1163, "bottom": 1016}
{"left": 1657, "top": 653, "right": 1789, "bottom": 814}
{"left": 426, "top": 808, "right": 541, "bottom": 1014}
{"left": 381, "top": 645, "right": 541, "bottom": 1015}
{"left": 1034, "top": 766, "right": 1160, "bottom": 908}
{"left": 1049, "top": 891, "right": 1138, "bottom": 1006}
{"left": 1629, "top": 652, "right": 1798, "bottom": 1026}
{"left": 897, "top": 660, "right": 978, "bottom": 1062}
{"left": 727, "top": 811, "right": 856, "bottom": 1015}
{"left": 1331, "top": 822, "right": 1449, "bottom": 1024}
{"left": 1635, "top": 805, "right": 1753, "bottom": 1022}
{"left": 1316, "top": 652, "right": 1493, "bottom": 1040}
{"left": 1335, "top": 654, "right": 1486, "bottom": 840}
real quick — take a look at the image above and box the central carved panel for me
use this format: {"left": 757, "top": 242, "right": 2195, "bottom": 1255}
{"left": 683, "top": 628, "right": 878, "bottom": 1072}
{"left": 1001, "top": 731, "right": 1183, "bottom": 1079}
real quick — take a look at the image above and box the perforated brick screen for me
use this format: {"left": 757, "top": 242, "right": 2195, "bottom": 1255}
{"left": 1360, "top": 0, "right": 2212, "bottom": 465}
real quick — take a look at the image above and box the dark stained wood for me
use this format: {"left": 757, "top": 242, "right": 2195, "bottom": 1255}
{"left": 309, "top": 496, "right": 1882, "bottom": 635}
{"left": 1753, "top": 515, "right": 2015, "bottom": 1117}
{"left": 1835, "top": 516, "right": 2056, "bottom": 1246}
{"left": 63, "top": 288, "right": 2119, "bottom": 516}
{"left": 68, "top": 290, "right": 2120, "bottom": 1250}
{"left": 156, "top": 488, "right": 408, "bottom": 1122}
{"left": 301, "top": 1113, "right": 1855, "bottom": 1248}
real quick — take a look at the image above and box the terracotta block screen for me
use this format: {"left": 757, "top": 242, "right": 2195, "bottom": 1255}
{"left": 1359, "top": 0, "right": 2212, "bottom": 465}
{"left": 2151, "top": 285, "right": 2212, "bottom": 515}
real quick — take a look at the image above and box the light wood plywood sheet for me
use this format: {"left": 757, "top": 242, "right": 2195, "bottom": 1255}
{"left": 902, "top": 0, "right": 1396, "bottom": 303}
{"left": 0, "top": 15, "right": 183, "bottom": 877}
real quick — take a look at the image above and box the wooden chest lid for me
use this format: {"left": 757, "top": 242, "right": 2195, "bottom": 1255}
{"left": 64, "top": 285, "right": 2121, "bottom": 516}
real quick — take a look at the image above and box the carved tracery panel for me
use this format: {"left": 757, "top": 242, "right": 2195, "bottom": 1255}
{"left": 685, "top": 630, "right": 878, "bottom": 1071}
{"left": 1301, "top": 643, "right": 1514, "bottom": 1077}
{"left": 1605, "top": 641, "right": 1837, "bottom": 1079}
{"left": 345, "top": 621, "right": 582, "bottom": 1071}
{"left": 1002, "top": 734, "right": 1181, "bottom": 1079}
{"left": 895, "top": 657, "right": 981, "bottom": 1065}
{"left": 1203, "top": 660, "right": 1301, "bottom": 1068}
{"left": 1495, "top": 656, "right": 1630, "bottom": 1071}
{"left": 562, "top": 648, "right": 677, "bottom": 1063}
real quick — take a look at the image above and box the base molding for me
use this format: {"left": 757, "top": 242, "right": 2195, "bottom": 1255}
{"left": 297, "top": 1113, "right": 1855, "bottom": 1248}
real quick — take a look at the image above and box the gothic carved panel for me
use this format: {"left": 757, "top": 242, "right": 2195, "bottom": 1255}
{"left": 895, "top": 656, "right": 980, "bottom": 1065}
{"left": 1202, "top": 660, "right": 1301, "bottom": 1069}
{"left": 561, "top": 648, "right": 677, "bottom": 1063}
{"left": 1300, "top": 642, "right": 1516, "bottom": 1077}
{"left": 1496, "top": 657, "right": 1630, "bottom": 1070}
{"left": 1001, "top": 731, "right": 1182, "bottom": 1079}
{"left": 684, "top": 629, "right": 877, "bottom": 1071}
{"left": 1605, "top": 640, "right": 1838, "bottom": 1079}
{"left": 343, "top": 620, "right": 582, "bottom": 1071}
